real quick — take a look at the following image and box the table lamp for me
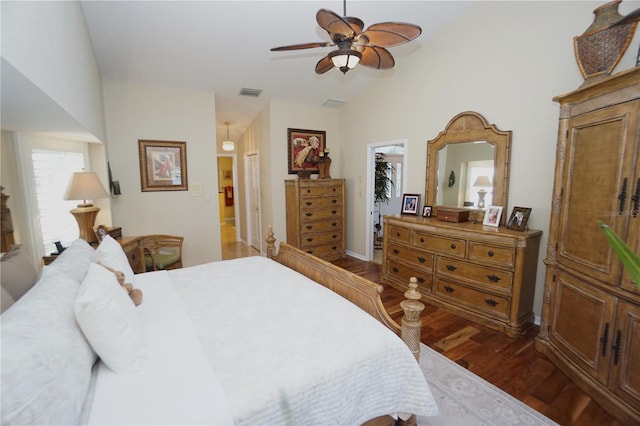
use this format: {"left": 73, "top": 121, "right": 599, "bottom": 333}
{"left": 473, "top": 175, "right": 492, "bottom": 209}
{"left": 64, "top": 171, "right": 108, "bottom": 243}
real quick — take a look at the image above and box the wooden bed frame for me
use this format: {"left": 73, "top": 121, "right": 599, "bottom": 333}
{"left": 265, "top": 227, "right": 425, "bottom": 425}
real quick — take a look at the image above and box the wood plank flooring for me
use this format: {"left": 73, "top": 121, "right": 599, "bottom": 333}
{"left": 331, "top": 256, "right": 622, "bottom": 426}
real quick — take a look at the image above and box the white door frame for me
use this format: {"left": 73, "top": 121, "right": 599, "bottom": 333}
{"left": 365, "top": 139, "right": 407, "bottom": 261}
{"left": 216, "top": 153, "right": 240, "bottom": 242}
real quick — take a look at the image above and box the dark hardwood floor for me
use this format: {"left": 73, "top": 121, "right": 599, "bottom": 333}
{"left": 331, "top": 256, "right": 622, "bottom": 426}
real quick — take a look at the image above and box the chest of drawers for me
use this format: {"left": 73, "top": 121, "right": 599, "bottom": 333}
{"left": 284, "top": 179, "right": 345, "bottom": 261}
{"left": 382, "top": 215, "right": 542, "bottom": 337}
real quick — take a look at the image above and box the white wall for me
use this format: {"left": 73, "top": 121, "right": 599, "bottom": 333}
{"left": 102, "top": 80, "right": 220, "bottom": 265}
{"left": 1, "top": 0, "right": 106, "bottom": 142}
{"left": 339, "top": 0, "right": 640, "bottom": 317}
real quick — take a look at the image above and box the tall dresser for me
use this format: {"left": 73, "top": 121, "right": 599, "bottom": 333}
{"left": 284, "top": 179, "right": 345, "bottom": 261}
{"left": 535, "top": 68, "right": 640, "bottom": 424}
{"left": 382, "top": 215, "right": 542, "bottom": 337}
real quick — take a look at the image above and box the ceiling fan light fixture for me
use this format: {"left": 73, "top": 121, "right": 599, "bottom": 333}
{"left": 328, "top": 49, "right": 361, "bottom": 73}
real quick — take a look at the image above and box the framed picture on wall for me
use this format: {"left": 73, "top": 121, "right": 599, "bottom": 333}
{"left": 287, "top": 128, "right": 326, "bottom": 174}
{"left": 138, "top": 140, "right": 188, "bottom": 191}
{"left": 401, "top": 194, "right": 420, "bottom": 215}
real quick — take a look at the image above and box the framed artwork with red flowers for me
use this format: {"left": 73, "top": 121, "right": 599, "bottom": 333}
{"left": 138, "top": 140, "right": 188, "bottom": 192}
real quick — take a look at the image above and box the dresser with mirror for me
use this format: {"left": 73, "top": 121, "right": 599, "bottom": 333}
{"left": 381, "top": 111, "right": 542, "bottom": 337}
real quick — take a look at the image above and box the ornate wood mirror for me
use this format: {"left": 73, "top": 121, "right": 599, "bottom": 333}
{"left": 425, "top": 111, "right": 511, "bottom": 225}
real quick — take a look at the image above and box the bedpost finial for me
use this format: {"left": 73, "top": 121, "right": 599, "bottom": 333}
{"left": 266, "top": 226, "right": 277, "bottom": 259}
{"left": 400, "top": 277, "right": 425, "bottom": 361}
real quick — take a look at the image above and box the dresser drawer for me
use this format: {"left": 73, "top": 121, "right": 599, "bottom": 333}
{"left": 300, "top": 207, "right": 341, "bottom": 221}
{"left": 413, "top": 232, "right": 466, "bottom": 258}
{"left": 386, "top": 259, "right": 433, "bottom": 292}
{"left": 299, "top": 231, "right": 342, "bottom": 248}
{"left": 435, "top": 257, "right": 513, "bottom": 292}
{"left": 387, "top": 242, "right": 433, "bottom": 271}
{"left": 298, "top": 185, "right": 341, "bottom": 197}
{"left": 301, "top": 243, "right": 342, "bottom": 259}
{"left": 435, "top": 279, "right": 509, "bottom": 319}
{"left": 387, "top": 225, "right": 412, "bottom": 244}
{"left": 300, "top": 219, "right": 341, "bottom": 233}
{"left": 469, "top": 242, "right": 514, "bottom": 269}
{"left": 299, "top": 196, "right": 342, "bottom": 209}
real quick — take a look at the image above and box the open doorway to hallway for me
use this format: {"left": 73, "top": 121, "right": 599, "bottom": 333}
{"left": 367, "top": 141, "right": 406, "bottom": 264}
{"left": 217, "top": 155, "right": 239, "bottom": 245}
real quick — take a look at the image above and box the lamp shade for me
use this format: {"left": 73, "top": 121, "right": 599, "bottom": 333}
{"left": 328, "top": 49, "right": 362, "bottom": 73}
{"left": 473, "top": 175, "right": 492, "bottom": 188}
{"left": 222, "top": 140, "right": 235, "bottom": 151}
{"left": 64, "top": 171, "right": 108, "bottom": 207}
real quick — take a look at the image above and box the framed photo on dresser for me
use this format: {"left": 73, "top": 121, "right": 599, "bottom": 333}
{"left": 506, "top": 207, "right": 532, "bottom": 231}
{"left": 483, "top": 206, "right": 503, "bottom": 227}
{"left": 401, "top": 194, "right": 420, "bottom": 215}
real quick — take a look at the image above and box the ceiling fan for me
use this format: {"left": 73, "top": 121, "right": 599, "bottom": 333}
{"left": 270, "top": 0, "right": 422, "bottom": 74}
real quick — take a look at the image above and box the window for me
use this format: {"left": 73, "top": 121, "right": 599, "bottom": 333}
{"left": 18, "top": 135, "right": 90, "bottom": 257}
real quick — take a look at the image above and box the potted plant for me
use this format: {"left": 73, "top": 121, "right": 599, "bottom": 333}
{"left": 374, "top": 153, "right": 394, "bottom": 248}
{"left": 599, "top": 222, "right": 640, "bottom": 290}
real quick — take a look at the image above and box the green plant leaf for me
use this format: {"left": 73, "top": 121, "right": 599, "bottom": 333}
{"left": 599, "top": 221, "right": 640, "bottom": 291}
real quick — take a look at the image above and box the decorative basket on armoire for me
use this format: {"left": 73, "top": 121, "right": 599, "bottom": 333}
{"left": 574, "top": 0, "right": 638, "bottom": 83}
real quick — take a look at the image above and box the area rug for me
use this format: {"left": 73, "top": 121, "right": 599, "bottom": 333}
{"left": 417, "top": 343, "right": 558, "bottom": 425}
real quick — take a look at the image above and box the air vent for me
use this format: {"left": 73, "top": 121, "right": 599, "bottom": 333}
{"left": 322, "top": 98, "right": 346, "bottom": 108}
{"left": 239, "top": 87, "right": 262, "bottom": 97}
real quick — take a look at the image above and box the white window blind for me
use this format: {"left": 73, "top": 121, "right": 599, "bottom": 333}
{"left": 31, "top": 149, "right": 85, "bottom": 256}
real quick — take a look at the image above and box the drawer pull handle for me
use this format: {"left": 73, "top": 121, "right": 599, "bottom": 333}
{"left": 417, "top": 257, "right": 426, "bottom": 263}
{"left": 305, "top": 201, "right": 312, "bottom": 206}
{"left": 306, "top": 225, "right": 313, "bottom": 230}
{"left": 450, "top": 243, "right": 457, "bottom": 249}
{"left": 305, "top": 212, "right": 313, "bottom": 217}
{"left": 393, "top": 249, "right": 400, "bottom": 255}
{"left": 332, "top": 199, "right": 337, "bottom": 204}
{"left": 307, "top": 189, "right": 311, "bottom": 193}
{"left": 601, "top": 323, "right": 609, "bottom": 357}
{"left": 484, "top": 298, "right": 499, "bottom": 307}
{"left": 396, "top": 232, "right": 401, "bottom": 237}
{"left": 488, "top": 250, "right": 495, "bottom": 257}
{"left": 417, "top": 277, "right": 425, "bottom": 284}
{"left": 306, "top": 238, "right": 314, "bottom": 242}
{"left": 392, "top": 267, "right": 399, "bottom": 273}
{"left": 420, "top": 237, "right": 425, "bottom": 243}
{"left": 331, "top": 246, "right": 337, "bottom": 250}
{"left": 612, "top": 329, "right": 622, "bottom": 365}
{"left": 331, "top": 234, "right": 338, "bottom": 239}
{"left": 306, "top": 250, "right": 314, "bottom": 254}
{"left": 487, "top": 274, "right": 501, "bottom": 282}
{"left": 444, "top": 285, "right": 455, "bottom": 293}
{"left": 445, "top": 264, "right": 457, "bottom": 271}
{"left": 332, "top": 188, "right": 336, "bottom": 192}
{"left": 332, "top": 222, "right": 337, "bottom": 227}
{"left": 332, "top": 210, "right": 337, "bottom": 214}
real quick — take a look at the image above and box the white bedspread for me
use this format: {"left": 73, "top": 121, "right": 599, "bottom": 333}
{"left": 168, "top": 256, "right": 437, "bottom": 425}
{"left": 87, "top": 271, "right": 234, "bottom": 425}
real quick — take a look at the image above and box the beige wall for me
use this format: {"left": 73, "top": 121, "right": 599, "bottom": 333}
{"left": 102, "top": 80, "right": 220, "bottom": 265}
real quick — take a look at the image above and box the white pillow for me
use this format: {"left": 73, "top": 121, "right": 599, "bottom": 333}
{"left": 1, "top": 268, "right": 96, "bottom": 426}
{"left": 94, "top": 235, "right": 135, "bottom": 284}
{"left": 44, "top": 239, "right": 96, "bottom": 283}
{"left": 75, "top": 263, "right": 144, "bottom": 373}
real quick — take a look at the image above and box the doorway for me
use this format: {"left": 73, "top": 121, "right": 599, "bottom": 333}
{"left": 217, "top": 155, "right": 239, "bottom": 244}
{"left": 366, "top": 141, "right": 406, "bottom": 263}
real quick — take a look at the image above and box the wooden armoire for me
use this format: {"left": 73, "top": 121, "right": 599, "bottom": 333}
{"left": 535, "top": 67, "right": 640, "bottom": 424}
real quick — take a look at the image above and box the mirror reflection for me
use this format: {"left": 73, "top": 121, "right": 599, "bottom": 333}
{"left": 435, "top": 141, "right": 494, "bottom": 208}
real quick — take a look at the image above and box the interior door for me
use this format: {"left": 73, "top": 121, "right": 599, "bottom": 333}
{"left": 246, "top": 152, "right": 261, "bottom": 251}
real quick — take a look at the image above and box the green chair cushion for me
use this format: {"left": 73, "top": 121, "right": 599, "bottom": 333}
{"left": 145, "top": 253, "right": 181, "bottom": 270}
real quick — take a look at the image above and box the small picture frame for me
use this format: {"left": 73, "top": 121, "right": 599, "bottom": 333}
{"left": 506, "top": 207, "right": 532, "bottom": 231}
{"left": 401, "top": 194, "right": 420, "bottom": 215}
{"left": 422, "top": 205, "right": 433, "bottom": 217}
{"left": 483, "top": 206, "right": 503, "bottom": 227}
{"left": 93, "top": 224, "right": 108, "bottom": 242}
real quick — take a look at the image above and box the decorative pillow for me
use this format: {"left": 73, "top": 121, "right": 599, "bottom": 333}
{"left": 43, "top": 239, "right": 96, "bottom": 283}
{"left": 94, "top": 235, "right": 135, "bottom": 284}
{"left": 75, "top": 263, "right": 144, "bottom": 373}
{"left": 0, "top": 245, "right": 39, "bottom": 301}
{"left": 1, "top": 268, "right": 97, "bottom": 426}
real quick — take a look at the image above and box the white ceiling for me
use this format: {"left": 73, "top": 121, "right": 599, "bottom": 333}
{"left": 5, "top": 1, "right": 474, "bottom": 144}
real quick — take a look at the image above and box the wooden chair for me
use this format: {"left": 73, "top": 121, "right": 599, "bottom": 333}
{"left": 140, "top": 234, "right": 184, "bottom": 271}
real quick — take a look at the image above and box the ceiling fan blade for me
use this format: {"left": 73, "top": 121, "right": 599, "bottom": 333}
{"left": 316, "top": 9, "right": 362, "bottom": 39}
{"left": 315, "top": 56, "right": 334, "bottom": 74}
{"left": 271, "top": 42, "right": 331, "bottom": 51}
{"left": 359, "top": 46, "right": 395, "bottom": 70}
{"left": 360, "top": 22, "right": 422, "bottom": 47}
